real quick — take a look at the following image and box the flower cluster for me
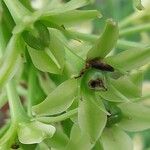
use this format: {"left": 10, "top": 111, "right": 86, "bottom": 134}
{"left": 0, "top": 0, "right": 150, "bottom": 150}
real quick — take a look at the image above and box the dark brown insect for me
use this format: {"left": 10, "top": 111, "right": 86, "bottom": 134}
{"left": 11, "top": 144, "right": 20, "bottom": 149}
{"left": 75, "top": 58, "right": 114, "bottom": 79}
{"left": 88, "top": 79, "right": 107, "bottom": 91}
{"left": 87, "top": 58, "right": 114, "bottom": 72}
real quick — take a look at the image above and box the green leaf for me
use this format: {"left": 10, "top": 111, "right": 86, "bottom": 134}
{"left": 28, "top": 47, "right": 62, "bottom": 74}
{"left": 41, "top": 10, "right": 101, "bottom": 26}
{"left": 110, "top": 76, "right": 141, "bottom": 99}
{"left": 118, "top": 102, "right": 150, "bottom": 132}
{"left": 87, "top": 19, "right": 119, "bottom": 60}
{"left": 101, "top": 126, "right": 133, "bottom": 150}
{"left": 78, "top": 99, "right": 107, "bottom": 143}
{"left": 65, "top": 125, "right": 92, "bottom": 150}
{"left": 18, "top": 121, "right": 55, "bottom": 144}
{"left": 104, "top": 47, "right": 150, "bottom": 72}
{"left": 0, "top": 34, "right": 22, "bottom": 88}
{"left": 32, "top": 79, "right": 77, "bottom": 116}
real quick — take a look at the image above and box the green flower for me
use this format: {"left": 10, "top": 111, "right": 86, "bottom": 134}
{"left": 18, "top": 121, "right": 55, "bottom": 144}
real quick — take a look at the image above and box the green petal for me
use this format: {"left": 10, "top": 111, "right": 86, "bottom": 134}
{"left": 22, "top": 21, "right": 50, "bottom": 50}
{"left": 129, "top": 70, "right": 143, "bottom": 88}
{"left": 41, "top": 10, "right": 101, "bottom": 26}
{"left": 44, "top": 0, "right": 93, "bottom": 14}
{"left": 110, "top": 76, "right": 141, "bottom": 99}
{"left": 87, "top": 19, "right": 119, "bottom": 60}
{"left": 101, "top": 126, "right": 133, "bottom": 150}
{"left": 18, "top": 121, "right": 55, "bottom": 144}
{"left": 78, "top": 96, "right": 107, "bottom": 142}
{"left": 28, "top": 47, "right": 62, "bottom": 74}
{"left": 32, "top": 79, "right": 77, "bottom": 116}
{"left": 104, "top": 47, "right": 150, "bottom": 72}
{"left": 65, "top": 125, "right": 92, "bottom": 150}
{"left": 118, "top": 103, "right": 150, "bottom": 132}
{"left": 99, "top": 82, "right": 127, "bottom": 102}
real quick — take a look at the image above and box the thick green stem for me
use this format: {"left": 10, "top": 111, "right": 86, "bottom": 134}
{"left": 6, "top": 79, "right": 28, "bottom": 123}
{"left": 3, "top": 0, "right": 30, "bottom": 23}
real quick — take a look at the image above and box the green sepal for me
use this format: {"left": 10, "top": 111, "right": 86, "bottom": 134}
{"left": 28, "top": 47, "right": 62, "bottom": 74}
{"left": 87, "top": 19, "right": 119, "bottom": 60}
{"left": 118, "top": 102, "right": 150, "bottom": 132}
{"left": 43, "top": 0, "right": 94, "bottom": 14}
{"left": 101, "top": 126, "right": 133, "bottom": 150}
{"left": 22, "top": 21, "right": 50, "bottom": 50}
{"left": 104, "top": 47, "right": 150, "bottom": 72}
{"left": 41, "top": 10, "right": 101, "bottom": 26}
{"left": 65, "top": 124, "right": 92, "bottom": 150}
{"left": 32, "top": 79, "right": 77, "bottom": 116}
{"left": 78, "top": 97, "right": 107, "bottom": 143}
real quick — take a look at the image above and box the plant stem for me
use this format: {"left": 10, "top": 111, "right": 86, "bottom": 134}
{"left": 6, "top": 79, "right": 28, "bottom": 123}
{"left": 117, "top": 39, "right": 147, "bottom": 49}
{"left": 119, "top": 11, "right": 147, "bottom": 28}
{"left": 37, "top": 108, "right": 78, "bottom": 123}
{"left": 120, "top": 23, "right": 150, "bottom": 36}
